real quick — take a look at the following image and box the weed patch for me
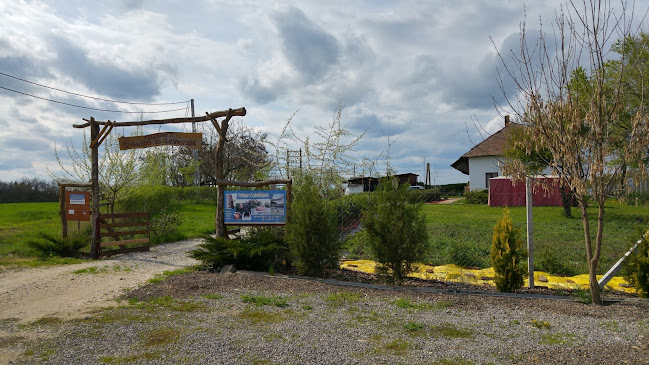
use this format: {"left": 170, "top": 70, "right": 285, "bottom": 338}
{"left": 144, "top": 328, "right": 181, "bottom": 347}
{"left": 531, "top": 320, "right": 551, "bottom": 329}
{"left": 431, "top": 323, "right": 473, "bottom": 338}
{"left": 202, "top": 293, "right": 224, "bottom": 300}
{"left": 325, "top": 291, "right": 363, "bottom": 307}
{"left": 238, "top": 310, "right": 285, "bottom": 324}
{"left": 539, "top": 332, "right": 578, "bottom": 345}
{"left": 241, "top": 293, "right": 289, "bottom": 307}
{"left": 147, "top": 266, "right": 198, "bottom": 284}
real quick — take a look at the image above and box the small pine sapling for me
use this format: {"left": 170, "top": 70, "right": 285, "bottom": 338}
{"left": 490, "top": 208, "right": 527, "bottom": 292}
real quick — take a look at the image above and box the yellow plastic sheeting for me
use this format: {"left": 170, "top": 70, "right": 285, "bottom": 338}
{"left": 340, "top": 260, "right": 636, "bottom": 294}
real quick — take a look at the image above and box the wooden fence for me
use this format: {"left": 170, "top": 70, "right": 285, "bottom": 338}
{"left": 95, "top": 212, "right": 150, "bottom": 258}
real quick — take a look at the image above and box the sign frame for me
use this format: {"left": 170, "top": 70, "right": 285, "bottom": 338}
{"left": 224, "top": 190, "right": 287, "bottom": 225}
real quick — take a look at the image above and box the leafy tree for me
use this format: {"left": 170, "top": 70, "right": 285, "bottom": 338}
{"left": 496, "top": 1, "right": 649, "bottom": 304}
{"left": 491, "top": 209, "right": 526, "bottom": 292}
{"left": 362, "top": 178, "right": 429, "bottom": 284}
{"left": 0, "top": 178, "right": 59, "bottom": 203}
{"left": 169, "top": 120, "right": 271, "bottom": 187}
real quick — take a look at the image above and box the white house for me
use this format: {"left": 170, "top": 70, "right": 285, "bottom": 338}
{"left": 451, "top": 116, "right": 520, "bottom": 191}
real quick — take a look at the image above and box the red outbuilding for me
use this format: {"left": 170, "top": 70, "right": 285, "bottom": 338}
{"left": 488, "top": 176, "right": 567, "bottom": 207}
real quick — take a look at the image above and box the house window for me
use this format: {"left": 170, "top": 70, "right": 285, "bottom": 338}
{"left": 485, "top": 172, "right": 498, "bottom": 189}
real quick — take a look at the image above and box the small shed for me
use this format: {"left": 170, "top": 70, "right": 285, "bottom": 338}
{"left": 488, "top": 176, "right": 566, "bottom": 207}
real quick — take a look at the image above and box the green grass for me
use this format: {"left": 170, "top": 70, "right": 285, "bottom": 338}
{"left": 2, "top": 198, "right": 647, "bottom": 277}
{"left": 147, "top": 266, "right": 198, "bottom": 284}
{"left": 0, "top": 201, "right": 216, "bottom": 265}
{"left": 424, "top": 199, "right": 648, "bottom": 275}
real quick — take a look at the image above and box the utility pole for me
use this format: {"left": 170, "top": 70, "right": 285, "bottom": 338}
{"left": 191, "top": 99, "right": 200, "bottom": 201}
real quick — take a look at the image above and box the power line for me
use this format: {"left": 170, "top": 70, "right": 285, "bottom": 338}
{"left": 0, "top": 85, "right": 188, "bottom": 114}
{"left": 0, "top": 71, "right": 189, "bottom": 105}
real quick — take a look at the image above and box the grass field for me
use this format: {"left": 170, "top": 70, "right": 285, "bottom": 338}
{"left": 424, "top": 200, "right": 648, "bottom": 276}
{"left": 2, "top": 199, "right": 647, "bottom": 275}
{"left": 0, "top": 201, "right": 217, "bottom": 266}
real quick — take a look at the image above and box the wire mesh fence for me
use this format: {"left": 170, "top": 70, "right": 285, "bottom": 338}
{"left": 335, "top": 176, "right": 648, "bottom": 294}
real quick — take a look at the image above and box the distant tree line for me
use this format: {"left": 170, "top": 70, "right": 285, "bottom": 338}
{"left": 0, "top": 178, "right": 59, "bottom": 203}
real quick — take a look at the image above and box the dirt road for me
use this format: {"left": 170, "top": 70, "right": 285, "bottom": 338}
{"left": 0, "top": 238, "right": 201, "bottom": 323}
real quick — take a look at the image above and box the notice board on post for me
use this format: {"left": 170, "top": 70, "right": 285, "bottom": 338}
{"left": 224, "top": 190, "right": 286, "bottom": 225}
{"left": 65, "top": 191, "right": 91, "bottom": 221}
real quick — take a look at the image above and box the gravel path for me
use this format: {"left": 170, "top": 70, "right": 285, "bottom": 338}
{"left": 3, "top": 270, "right": 649, "bottom": 364}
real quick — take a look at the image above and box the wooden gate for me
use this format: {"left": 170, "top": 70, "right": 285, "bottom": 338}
{"left": 95, "top": 212, "right": 150, "bottom": 257}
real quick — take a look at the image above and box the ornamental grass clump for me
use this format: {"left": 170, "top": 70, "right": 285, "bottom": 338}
{"left": 490, "top": 208, "right": 526, "bottom": 292}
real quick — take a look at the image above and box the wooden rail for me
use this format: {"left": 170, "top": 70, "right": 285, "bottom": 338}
{"left": 96, "top": 212, "right": 150, "bottom": 257}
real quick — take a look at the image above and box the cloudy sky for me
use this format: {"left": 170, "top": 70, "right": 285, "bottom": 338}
{"left": 0, "top": 0, "right": 645, "bottom": 185}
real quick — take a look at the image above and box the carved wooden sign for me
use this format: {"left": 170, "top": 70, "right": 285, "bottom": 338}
{"left": 118, "top": 132, "right": 202, "bottom": 150}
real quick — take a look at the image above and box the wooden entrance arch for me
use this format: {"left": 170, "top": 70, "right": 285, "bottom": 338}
{"left": 73, "top": 107, "right": 246, "bottom": 258}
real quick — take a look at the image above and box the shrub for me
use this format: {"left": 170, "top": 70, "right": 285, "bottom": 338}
{"left": 342, "top": 229, "right": 370, "bottom": 259}
{"left": 490, "top": 208, "right": 527, "bottom": 292}
{"left": 625, "top": 229, "right": 649, "bottom": 298}
{"left": 463, "top": 190, "right": 489, "bottom": 204}
{"left": 190, "top": 227, "right": 288, "bottom": 272}
{"left": 150, "top": 209, "right": 182, "bottom": 244}
{"left": 363, "top": 178, "right": 429, "bottom": 283}
{"left": 286, "top": 174, "right": 340, "bottom": 277}
{"left": 117, "top": 185, "right": 180, "bottom": 215}
{"left": 27, "top": 233, "right": 89, "bottom": 258}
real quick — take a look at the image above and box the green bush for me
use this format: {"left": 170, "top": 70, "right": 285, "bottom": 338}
{"left": 190, "top": 227, "right": 288, "bottom": 272}
{"left": 490, "top": 209, "right": 527, "bottom": 292}
{"left": 342, "top": 229, "right": 370, "bottom": 259}
{"left": 463, "top": 190, "right": 489, "bottom": 204}
{"left": 150, "top": 209, "right": 183, "bottom": 244}
{"left": 286, "top": 174, "right": 340, "bottom": 277}
{"left": 27, "top": 233, "right": 89, "bottom": 258}
{"left": 625, "top": 229, "right": 649, "bottom": 298}
{"left": 363, "top": 178, "right": 429, "bottom": 283}
{"left": 117, "top": 185, "right": 180, "bottom": 215}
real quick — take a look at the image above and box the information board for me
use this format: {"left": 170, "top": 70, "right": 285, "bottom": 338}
{"left": 65, "top": 191, "right": 91, "bottom": 221}
{"left": 224, "top": 190, "right": 286, "bottom": 225}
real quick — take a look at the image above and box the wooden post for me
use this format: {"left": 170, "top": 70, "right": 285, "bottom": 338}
{"left": 211, "top": 109, "right": 234, "bottom": 238}
{"left": 526, "top": 177, "right": 534, "bottom": 288}
{"left": 285, "top": 180, "right": 292, "bottom": 223}
{"left": 59, "top": 184, "right": 67, "bottom": 238}
{"left": 90, "top": 117, "right": 101, "bottom": 259}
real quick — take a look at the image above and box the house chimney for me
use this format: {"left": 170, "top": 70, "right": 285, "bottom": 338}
{"left": 505, "top": 115, "right": 510, "bottom": 126}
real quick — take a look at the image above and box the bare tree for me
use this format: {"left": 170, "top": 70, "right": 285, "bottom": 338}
{"left": 49, "top": 129, "right": 141, "bottom": 213}
{"left": 496, "top": 0, "right": 649, "bottom": 304}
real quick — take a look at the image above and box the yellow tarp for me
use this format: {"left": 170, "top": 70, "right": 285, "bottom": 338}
{"left": 340, "top": 260, "right": 636, "bottom": 294}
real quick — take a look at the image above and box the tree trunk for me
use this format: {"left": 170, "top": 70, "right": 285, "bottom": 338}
{"left": 559, "top": 185, "right": 572, "bottom": 218}
{"left": 578, "top": 196, "right": 600, "bottom": 304}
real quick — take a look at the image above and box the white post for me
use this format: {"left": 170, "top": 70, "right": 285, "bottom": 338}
{"left": 526, "top": 177, "right": 534, "bottom": 289}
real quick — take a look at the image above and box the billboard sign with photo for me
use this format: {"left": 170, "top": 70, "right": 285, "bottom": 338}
{"left": 224, "top": 190, "right": 286, "bottom": 225}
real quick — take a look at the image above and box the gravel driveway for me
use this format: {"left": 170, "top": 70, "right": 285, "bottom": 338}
{"left": 3, "top": 268, "right": 648, "bottom": 364}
